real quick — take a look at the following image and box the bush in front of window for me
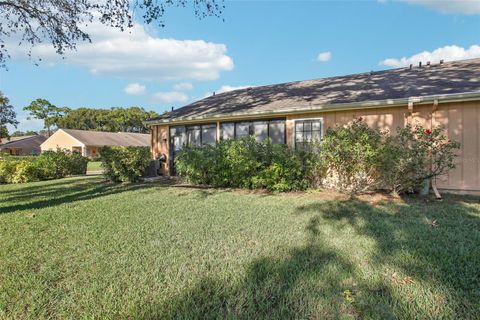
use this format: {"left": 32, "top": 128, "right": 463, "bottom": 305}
{"left": 98, "top": 146, "right": 151, "bottom": 183}
{"left": 175, "top": 136, "right": 308, "bottom": 191}
{"left": 319, "top": 118, "right": 385, "bottom": 194}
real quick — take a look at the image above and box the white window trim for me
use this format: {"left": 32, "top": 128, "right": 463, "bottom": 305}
{"left": 292, "top": 117, "right": 324, "bottom": 148}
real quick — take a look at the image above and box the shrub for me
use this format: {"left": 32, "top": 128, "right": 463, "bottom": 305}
{"left": 175, "top": 137, "right": 308, "bottom": 191}
{"left": 98, "top": 146, "right": 151, "bottom": 182}
{"left": 0, "top": 159, "right": 18, "bottom": 184}
{"left": 0, "top": 150, "right": 88, "bottom": 184}
{"left": 379, "top": 125, "right": 460, "bottom": 194}
{"left": 319, "top": 118, "right": 385, "bottom": 194}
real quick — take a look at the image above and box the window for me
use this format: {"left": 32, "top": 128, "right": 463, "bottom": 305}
{"left": 186, "top": 125, "right": 201, "bottom": 146}
{"left": 221, "top": 123, "right": 235, "bottom": 140}
{"left": 269, "top": 120, "right": 285, "bottom": 144}
{"left": 235, "top": 122, "right": 250, "bottom": 138}
{"left": 252, "top": 121, "right": 268, "bottom": 142}
{"left": 222, "top": 119, "right": 286, "bottom": 144}
{"left": 201, "top": 124, "right": 217, "bottom": 145}
{"left": 295, "top": 119, "right": 323, "bottom": 150}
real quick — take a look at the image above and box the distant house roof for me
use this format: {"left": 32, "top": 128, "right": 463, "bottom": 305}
{"left": 147, "top": 58, "right": 480, "bottom": 124}
{"left": 60, "top": 129, "right": 150, "bottom": 147}
{"left": 0, "top": 135, "right": 36, "bottom": 146}
{"left": 0, "top": 135, "right": 46, "bottom": 149}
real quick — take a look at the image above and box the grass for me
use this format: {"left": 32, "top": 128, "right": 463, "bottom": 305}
{"left": 86, "top": 161, "right": 103, "bottom": 172}
{"left": 0, "top": 176, "right": 479, "bottom": 319}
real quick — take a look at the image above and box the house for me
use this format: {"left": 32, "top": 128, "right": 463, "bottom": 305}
{"left": 0, "top": 135, "right": 47, "bottom": 155}
{"left": 40, "top": 129, "right": 150, "bottom": 157}
{"left": 147, "top": 58, "right": 480, "bottom": 194}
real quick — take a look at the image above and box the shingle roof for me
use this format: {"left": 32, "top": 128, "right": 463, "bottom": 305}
{"left": 0, "top": 135, "right": 36, "bottom": 146}
{"left": 0, "top": 135, "right": 46, "bottom": 149}
{"left": 149, "top": 58, "right": 480, "bottom": 123}
{"left": 61, "top": 129, "right": 150, "bottom": 147}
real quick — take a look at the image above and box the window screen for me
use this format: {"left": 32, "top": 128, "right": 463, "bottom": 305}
{"left": 170, "top": 126, "right": 186, "bottom": 152}
{"left": 269, "top": 120, "right": 285, "bottom": 144}
{"left": 252, "top": 121, "right": 268, "bottom": 142}
{"left": 221, "top": 123, "right": 235, "bottom": 140}
{"left": 295, "top": 119, "right": 322, "bottom": 150}
{"left": 235, "top": 122, "right": 250, "bottom": 138}
{"left": 186, "top": 125, "right": 201, "bottom": 146}
{"left": 201, "top": 124, "right": 217, "bottom": 145}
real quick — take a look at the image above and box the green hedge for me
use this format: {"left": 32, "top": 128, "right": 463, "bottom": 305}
{"left": 0, "top": 151, "right": 88, "bottom": 184}
{"left": 175, "top": 121, "right": 460, "bottom": 194}
{"left": 98, "top": 146, "right": 151, "bottom": 182}
{"left": 175, "top": 137, "right": 308, "bottom": 192}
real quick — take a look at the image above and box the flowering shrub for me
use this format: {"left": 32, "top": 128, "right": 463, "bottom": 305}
{"left": 380, "top": 124, "right": 460, "bottom": 194}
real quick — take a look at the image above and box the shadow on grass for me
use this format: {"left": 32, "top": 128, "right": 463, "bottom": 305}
{"left": 136, "top": 202, "right": 400, "bottom": 320}
{"left": 0, "top": 178, "right": 163, "bottom": 215}
{"left": 295, "top": 197, "right": 480, "bottom": 318}
{"left": 136, "top": 196, "right": 480, "bottom": 319}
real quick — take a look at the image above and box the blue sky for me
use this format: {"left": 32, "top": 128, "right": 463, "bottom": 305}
{"left": 2, "top": 0, "right": 480, "bottom": 132}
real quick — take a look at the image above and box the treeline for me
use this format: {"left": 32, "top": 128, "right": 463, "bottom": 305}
{"left": 23, "top": 98, "right": 158, "bottom": 135}
{"left": 56, "top": 107, "right": 158, "bottom": 133}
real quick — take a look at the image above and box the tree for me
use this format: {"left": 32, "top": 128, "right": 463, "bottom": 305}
{"left": 0, "top": 0, "right": 224, "bottom": 67}
{"left": 56, "top": 107, "right": 158, "bottom": 133}
{"left": 24, "top": 99, "right": 69, "bottom": 136}
{"left": 11, "top": 130, "right": 38, "bottom": 137}
{"left": 0, "top": 91, "right": 18, "bottom": 142}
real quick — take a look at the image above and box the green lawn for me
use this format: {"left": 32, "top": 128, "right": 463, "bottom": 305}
{"left": 0, "top": 176, "right": 479, "bottom": 319}
{"left": 86, "top": 161, "right": 103, "bottom": 172}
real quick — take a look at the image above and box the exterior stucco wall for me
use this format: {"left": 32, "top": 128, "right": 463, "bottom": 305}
{"left": 151, "top": 100, "right": 480, "bottom": 193}
{"left": 40, "top": 130, "right": 84, "bottom": 153}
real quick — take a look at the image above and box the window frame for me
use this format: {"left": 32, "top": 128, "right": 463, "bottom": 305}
{"left": 293, "top": 118, "right": 324, "bottom": 150}
{"left": 220, "top": 118, "right": 287, "bottom": 144}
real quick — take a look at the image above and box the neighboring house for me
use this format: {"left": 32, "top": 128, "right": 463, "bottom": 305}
{"left": 40, "top": 129, "right": 150, "bottom": 157}
{"left": 0, "top": 135, "right": 47, "bottom": 155}
{"left": 147, "top": 58, "right": 480, "bottom": 194}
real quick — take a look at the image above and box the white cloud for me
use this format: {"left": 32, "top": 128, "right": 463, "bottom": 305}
{"left": 316, "top": 51, "right": 332, "bottom": 62}
{"left": 399, "top": 0, "right": 480, "bottom": 15}
{"left": 124, "top": 83, "right": 146, "bottom": 95}
{"left": 8, "top": 20, "right": 234, "bottom": 81}
{"left": 152, "top": 91, "right": 189, "bottom": 103}
{"left": 173, "top": 82, "right": 194, "bottom": 91}
{"left": 380, "top": 44, "right": 480, "bottom": 67}
{"left": 7, "top": 117, "right": 44, "bottom": 133}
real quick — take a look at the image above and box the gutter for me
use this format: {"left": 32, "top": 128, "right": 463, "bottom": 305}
{"left": 145, "top": 91, "right": 480, "bottom": 126}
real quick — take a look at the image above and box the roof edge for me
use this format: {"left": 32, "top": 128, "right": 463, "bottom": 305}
{"left": 145, "top": 91, "right": 480, "bottom": 126}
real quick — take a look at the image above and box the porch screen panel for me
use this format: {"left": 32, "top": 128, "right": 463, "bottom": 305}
{"left": 252, "top": 121, "right": 268, "bottom": 142}
{"left": 201, "top": 124, "right": 217, "bottom": 145}
{"left": 235, "top": 122, "right": 250, "bottom": 138}
{"left": 221, "top": 123, "right": 235, "bottom": 140}
{"left": 186, "top": 125, "right": 201, "bottom": 146}
{"left": 269, "top": 120, "right": 285, "bottom": 144}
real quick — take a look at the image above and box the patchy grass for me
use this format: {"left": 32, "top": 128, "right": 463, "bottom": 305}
{"left": 0, "top": 176, "right": 479, "bottom": 319}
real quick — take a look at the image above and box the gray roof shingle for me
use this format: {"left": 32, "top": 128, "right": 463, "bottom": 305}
{"left": 150, "top": 58, "right": 480, "bottom": 122}
{"left": 61, "top": 129, "right": 150, "bottom": 147}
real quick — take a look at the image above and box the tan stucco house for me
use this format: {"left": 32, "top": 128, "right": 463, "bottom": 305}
{"left": 147, "top": 58, "right": 480, "bottom": 194}
{"left": 0, "top": 135, "right": 47, "bottom": 155}
{"left": 41, "top": 129, "right": 150, "bottom": 157}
